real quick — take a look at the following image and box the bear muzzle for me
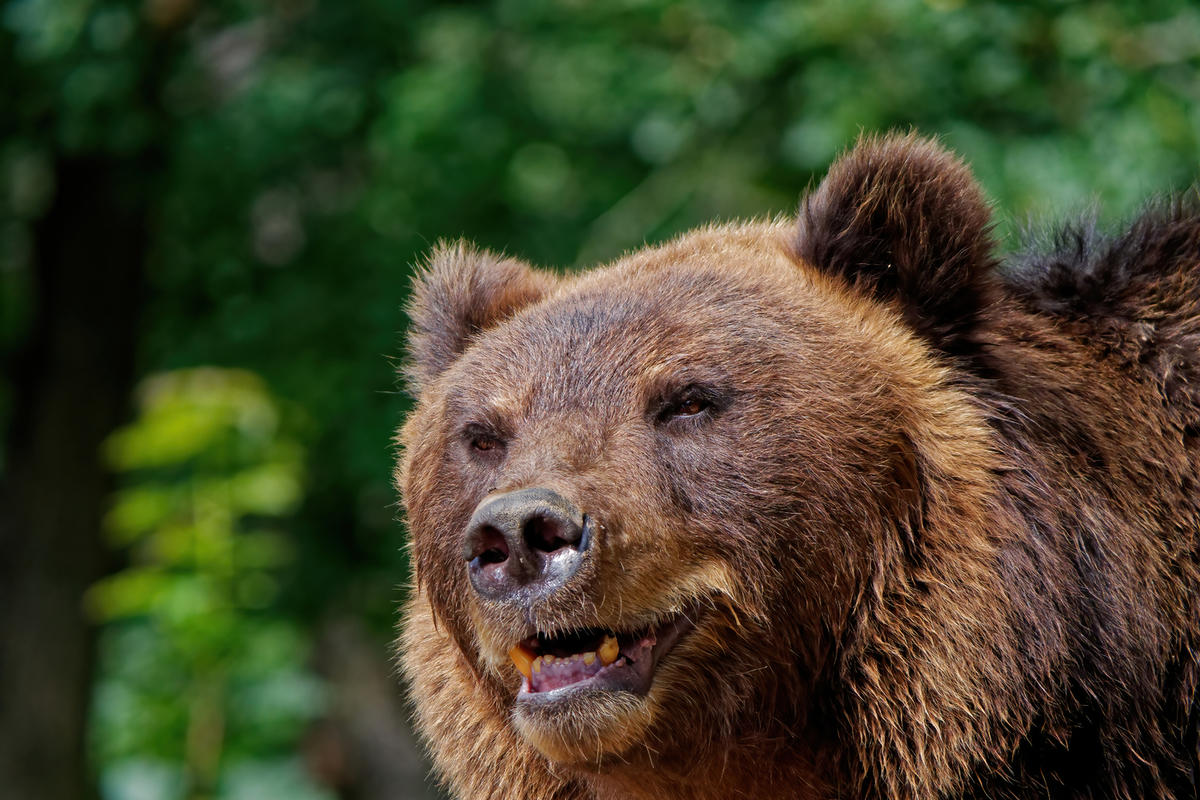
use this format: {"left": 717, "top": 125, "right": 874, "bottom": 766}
{"left": 462, "top": 487, "right": 592, "bottom": 604}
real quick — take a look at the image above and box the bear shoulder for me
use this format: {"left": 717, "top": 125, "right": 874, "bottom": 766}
{"left": 1002, "top": 201, "right": 1200, "bottom": 419}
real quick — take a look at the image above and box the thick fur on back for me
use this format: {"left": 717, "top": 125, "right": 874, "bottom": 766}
{"left": 963, "top": 203, "right": 1200, "bottom": 798}
{"left": 396, "top": 134, "right": 1200, "bottom": 800}
{"left": 1005, "top": 202, "right": 1200, "bottom": 426}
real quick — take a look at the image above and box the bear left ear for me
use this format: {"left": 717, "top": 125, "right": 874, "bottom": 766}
{"left": 405, "top": 241, "right": 558, "bottom": 393}
{"left": 796, "top": 133, "right": 996, "bottom": 350}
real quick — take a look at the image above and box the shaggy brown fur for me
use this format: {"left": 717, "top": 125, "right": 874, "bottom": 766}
{"left": 396, "top": 133, "right": 1200, "bottom": 800}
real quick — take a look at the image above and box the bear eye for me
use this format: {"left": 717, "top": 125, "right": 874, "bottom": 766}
{"left": 670, "top": 397, "right": 708, "bottom": 418}
{"left": 463, "top": 424, "right": 505, "bottom": 456}
{"left": 656, "top": 384, "right": 724, "bottom": 424}
{"left": 472, "top": 436, "right": 500, "bottom": 452}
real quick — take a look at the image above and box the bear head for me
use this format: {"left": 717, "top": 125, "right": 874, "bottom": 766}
{"left": 398, "top": 134, "right": 1018, "bottom": 798}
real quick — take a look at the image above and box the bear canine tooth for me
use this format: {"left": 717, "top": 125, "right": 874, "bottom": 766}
{"left": 598, "top": 635, "right": 619, "bottom": 666}
{"left": 508, "top": 644, "right": 535, "bottom": 679}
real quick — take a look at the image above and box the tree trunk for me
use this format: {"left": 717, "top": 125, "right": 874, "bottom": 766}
{"left": 0, "top": 156, "right": 151, "bottom": 800}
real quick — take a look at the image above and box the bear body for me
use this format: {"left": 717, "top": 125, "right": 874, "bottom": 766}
{"left": 396, "top": 135, "right": 1200, "bottom": 800}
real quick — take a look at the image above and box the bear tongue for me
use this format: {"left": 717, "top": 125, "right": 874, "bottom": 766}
{"left": 529, "top": 652, "right": 610, "bottom": 692}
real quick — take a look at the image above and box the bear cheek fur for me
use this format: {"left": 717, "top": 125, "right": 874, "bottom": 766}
{"left": 401, "top": 401, "right": 471, "bottom": 630}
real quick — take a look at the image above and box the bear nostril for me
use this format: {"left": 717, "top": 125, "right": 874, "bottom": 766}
{"left": 523, "top": 515, "right": 571, "bottom": 554}
{"left": 479, "top": 546, "right": 508, "bottom": 565}
{"left": 469, "top": 525, "right": 509, "bottom": 565}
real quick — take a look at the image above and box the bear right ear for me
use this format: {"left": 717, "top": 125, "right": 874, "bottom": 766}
{"left": 405, "top": 241, "right": 557, "bottom": 392}
{"left": 796, "top": 133, "right": 996, "bottom": 350}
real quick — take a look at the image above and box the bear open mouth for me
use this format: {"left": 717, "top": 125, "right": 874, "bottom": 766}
{"left": 508, "top": 611, "right": 695, "bottom": 700}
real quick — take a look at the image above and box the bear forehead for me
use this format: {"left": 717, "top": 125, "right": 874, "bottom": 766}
{"left": 431, "top": 219, "right": 915, "bottom": 435}
{"left": 444, "top": 297, "right": 747, "bottom": 424}
{"left": 450, "top": 224, "right": 850, "bottom": 391}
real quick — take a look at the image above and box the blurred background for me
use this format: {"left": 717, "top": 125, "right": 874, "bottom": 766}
{"left": 1, "top": 0, "right": 1198, "bottom": 798}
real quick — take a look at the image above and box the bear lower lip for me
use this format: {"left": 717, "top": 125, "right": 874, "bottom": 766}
{"left": 514, "top": 611, "right": 696, "bottom": 702}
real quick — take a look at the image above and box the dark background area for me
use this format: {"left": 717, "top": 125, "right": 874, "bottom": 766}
{"left": 1, "top": 0, "right": 1198, "bottom": 798}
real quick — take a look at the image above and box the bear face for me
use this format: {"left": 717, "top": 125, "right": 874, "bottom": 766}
{"left": 397, "top": 135, "right": 1200, "bottom": 800}
{"left": 403, "top": 224, "right": 947, "bottom": 763}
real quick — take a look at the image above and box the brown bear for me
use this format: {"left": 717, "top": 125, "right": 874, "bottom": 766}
{"left": 396, "top": 133, "right": 1200, "bottom": 800}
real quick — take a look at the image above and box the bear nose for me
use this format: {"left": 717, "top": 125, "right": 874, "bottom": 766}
{"left": 462, "top": 487, "right": 590, "bottom": 603}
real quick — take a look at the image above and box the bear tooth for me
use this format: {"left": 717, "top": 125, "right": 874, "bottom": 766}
{"left": 544, "top": 654, "right": 556, "bottom": 664}
{"left": 508, "top": 644, "right": 535, "bottom": 679}
{"left": 598, "top": 635, "right": 619, "bottom": 666}
{"left": 532, "top": 656, "right": 543, "bottom": 674}
{"left": 583, "top": 652, "right": 596, "bottom": 665}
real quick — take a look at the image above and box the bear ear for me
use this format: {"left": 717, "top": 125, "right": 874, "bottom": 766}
{"left": 405, "top": 241, "right": 557, "bottom": 392}
{"left": 796, "top": 133, "right": 996, "bottom": 349}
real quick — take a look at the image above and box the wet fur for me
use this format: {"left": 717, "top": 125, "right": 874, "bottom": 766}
{"left": 396, "top": 134, "right": 1200, "bottom": 799}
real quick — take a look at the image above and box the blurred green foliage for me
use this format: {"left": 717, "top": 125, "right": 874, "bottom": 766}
{"left": 91, "top": 369, "right": 326, "bottom": 799}
{"left": 1, "top": 0, "right": 1198, "bottom": 797}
